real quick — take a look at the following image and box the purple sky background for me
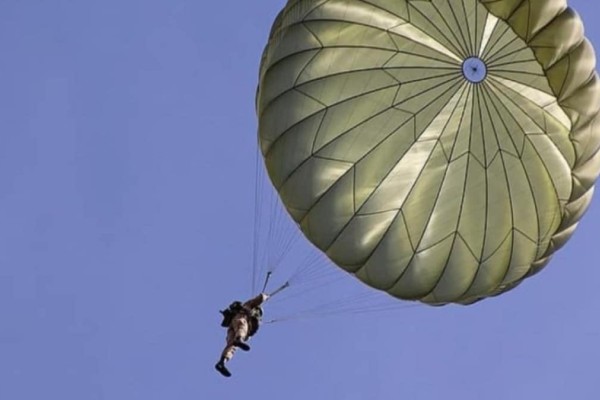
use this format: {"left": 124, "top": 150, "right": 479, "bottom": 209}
{"left": 1, "top": 1, "right": 599, "bottom": 399}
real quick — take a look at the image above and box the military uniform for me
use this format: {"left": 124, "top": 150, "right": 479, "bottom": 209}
{"left": 216, "top": 293, "right": 268, "bottom": 377}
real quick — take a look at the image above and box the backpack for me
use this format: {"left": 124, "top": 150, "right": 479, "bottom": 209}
{"left": 219, "top": 301, "right": 242, "bottom": 327}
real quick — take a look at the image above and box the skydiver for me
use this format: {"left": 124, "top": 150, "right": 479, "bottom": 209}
{"left": 215, "top": 292, "right": 269, "bottom": 377}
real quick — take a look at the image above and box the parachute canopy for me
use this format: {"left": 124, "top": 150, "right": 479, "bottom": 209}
{"left": 256, "top": 0, "right": 600, "bottom": 305}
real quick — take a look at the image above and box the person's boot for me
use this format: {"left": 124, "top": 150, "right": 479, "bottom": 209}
{"left": 234, "top": 341, "right": 250, "bottom": 351}
{"left": 215, "top": 359, "right": 232, "bottom": 377}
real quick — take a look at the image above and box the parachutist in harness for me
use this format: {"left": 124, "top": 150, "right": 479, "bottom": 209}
{"left": 215, "top": 293, "right": 269, "bottom": 378}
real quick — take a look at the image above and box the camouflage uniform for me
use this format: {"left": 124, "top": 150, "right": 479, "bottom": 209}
{"left": 216, "top": 293, "right": 268, "bottom": 377}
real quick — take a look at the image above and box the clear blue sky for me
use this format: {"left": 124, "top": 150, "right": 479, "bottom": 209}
{"left": 1, "top": 1, "right": 599, "bottom": 399}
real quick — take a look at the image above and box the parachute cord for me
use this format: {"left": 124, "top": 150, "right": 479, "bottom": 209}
{"left": 286, "top": 249, "right": 332, "bottom": 284}
{"left": 251, "top": 147, "right": 282, "bottom": 295}
{"left": 264, "top": 302, "right": 422, "bottom": 325}
{"left": 265, "top": 186, "right": 278, "bottom": 269}
{"left": 265, "top": 196, "right": 299, "bottom": 274}
{"left": 251, "top": 144, "right": 263, "bottom": 295}
{"left": 250, "top": 146, "right": 334, "bottom": 294}
{"left": 268, "top": 277, "right": 343, "bottom": 305}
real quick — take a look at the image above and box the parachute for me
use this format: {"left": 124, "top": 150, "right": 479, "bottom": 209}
{"left": 256, "top": 0, "right": 600, "bottom": 305}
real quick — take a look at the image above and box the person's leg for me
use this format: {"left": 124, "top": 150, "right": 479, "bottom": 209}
{"left": 215, "top": 328, "right": 237, "bottom": 377}
{"left": 233, "top": 319, "right": 250, "bottom": 351}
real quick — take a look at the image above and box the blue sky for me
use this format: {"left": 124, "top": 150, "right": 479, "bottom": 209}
{"left": 1, "top": 1, "right": 599, "bottom": 399}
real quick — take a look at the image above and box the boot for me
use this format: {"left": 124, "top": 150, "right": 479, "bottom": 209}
{"left": 234, "top": 341, "right": 250, "bottom": 351}
{"left": 215, "top": 359, "right": 232, "bottom": 377}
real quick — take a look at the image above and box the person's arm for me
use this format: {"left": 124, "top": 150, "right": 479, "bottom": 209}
{"left": 243, "top": 293, "right": 269, "bottom": 308}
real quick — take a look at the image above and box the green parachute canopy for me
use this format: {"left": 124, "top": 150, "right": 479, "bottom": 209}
{"left": 256, "top": 0, "right": 600, "bottom": 305}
